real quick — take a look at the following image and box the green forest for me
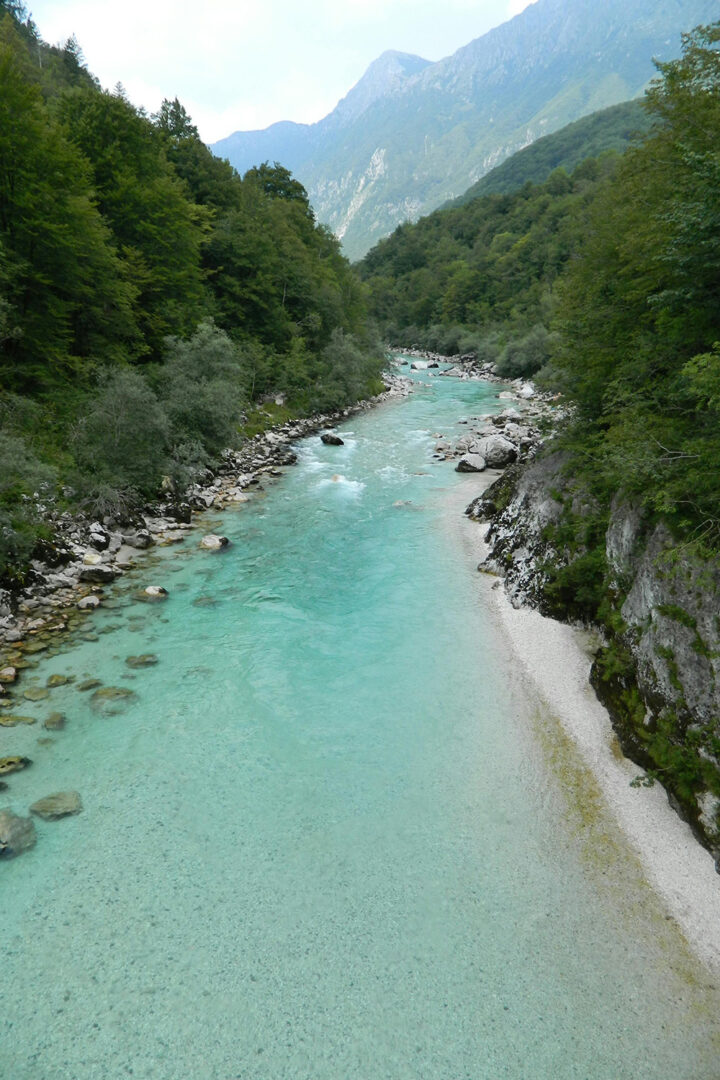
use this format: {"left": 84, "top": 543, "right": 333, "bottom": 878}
{"left": 0, "top": 2, "right": 383, "bottom": 582}
{"left": 360, "top": 21, "right": 720, "bottom": 553}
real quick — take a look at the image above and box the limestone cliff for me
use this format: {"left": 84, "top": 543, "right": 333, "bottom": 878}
{"left": 468, "top": 453, "right": 720, "bottom": 864}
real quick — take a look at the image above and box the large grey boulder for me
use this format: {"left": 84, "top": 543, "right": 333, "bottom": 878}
{"left": 200, "top": 534, "right": 230, "bottom": 551}
{"left": 122, "top": 529, "right": 154, "bottom": 550}
{"left": 0, "top": 809, "right": 36, "bottom": 857}
{"left": 456, "top": 454, "right": 487, "bottom": 473}
{"left": 77, "top": 594, "right": 101, "bottom": 611}
{"left": 321, "top": 432, "right": 344, "bottom": 446}
{"left": 79, "top": 565, "right": 116, "bottom": 584}
{"left": 474, "top": 434, "right": 518, "bottom": 468}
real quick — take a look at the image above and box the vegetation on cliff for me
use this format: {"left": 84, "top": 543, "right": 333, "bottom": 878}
{"left": 0, "top": 4, "right": 382, "bottom": 582}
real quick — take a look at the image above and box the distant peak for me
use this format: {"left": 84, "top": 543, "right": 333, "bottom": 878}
{"left": 371, "top": 49, "right": 431, "bottom": 68}
{"left": 328, "top": 50, "right": 432, "bottom": 126}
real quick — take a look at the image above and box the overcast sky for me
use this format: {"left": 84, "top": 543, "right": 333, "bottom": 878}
{"left": 27, "top": 0, "right": 538, "bottom": 143}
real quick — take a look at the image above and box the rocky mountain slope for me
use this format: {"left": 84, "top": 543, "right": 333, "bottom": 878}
{"left": 213, "top": 0, "right": 718, "bottom": 259}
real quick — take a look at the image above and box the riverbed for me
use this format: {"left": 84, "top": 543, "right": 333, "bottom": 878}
{"left": 3, "top": 368, "right": 719, "bottom": 1079}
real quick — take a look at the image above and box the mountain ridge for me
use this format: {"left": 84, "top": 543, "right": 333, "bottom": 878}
{"left": 212, "top": 0, "right": 719, "bottom": 258}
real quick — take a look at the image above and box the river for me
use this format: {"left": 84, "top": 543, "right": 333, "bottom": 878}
{"left": 3, "top": 367, "right": 719, "bottom": 1079}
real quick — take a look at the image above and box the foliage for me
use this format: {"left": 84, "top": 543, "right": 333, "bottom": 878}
{"left": 550, "top": 21, "right": 720, "bottom": 543}
{"left": 158, "top": 320, "right": 247, "bottom": 475}
{"left": 0, "top": 427, "right": 55, "bottom": 575}
{"left": 72, "top": 368, "right": 169, "bottom": 500}
{"left": 0, "top": 6, "right": 383, "bottom": 578}
{"left": 358, "top": 157, "right": 617, "bottom": 372}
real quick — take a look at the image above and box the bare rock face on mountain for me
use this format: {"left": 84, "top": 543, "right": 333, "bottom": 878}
{"left": 213, "top": 0, "right": 718, "bottom": 259}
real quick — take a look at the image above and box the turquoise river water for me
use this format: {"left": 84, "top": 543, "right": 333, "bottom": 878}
{"left": 2, "top": 368, "right": 720, "bottom": 1079}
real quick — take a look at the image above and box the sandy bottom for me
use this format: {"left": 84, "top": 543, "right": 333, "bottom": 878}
{"left": 462, "top": 511, "right": 720, "bottom": 976}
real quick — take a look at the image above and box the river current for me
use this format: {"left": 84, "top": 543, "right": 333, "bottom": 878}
{"left": 3, "top": 368, "right": 719, "bottom": 1079}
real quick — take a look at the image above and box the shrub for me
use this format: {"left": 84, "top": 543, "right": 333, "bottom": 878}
{"left": 0, "top": 430, "right": 56, "bottom": 576}
{"left": 73, "top": 368, "right": 169, "bottom": 497}
{"left": 497, "top": 324, "right": 555, "bottom": 378}
{"left": 159, "top": 320, "right": 248, "bottom": 458}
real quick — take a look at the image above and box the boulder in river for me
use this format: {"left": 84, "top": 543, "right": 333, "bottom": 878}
{"left": 77, "top": 679, "right": 102, "bottom": 692}
{"left": 77, "top": 594, "right": 101, "bottom": 611}
{"left": 199, "top": 534, "right": 230, "bottom": 551}
{"left": 456, "top": 454, "right": 487, "bottom": 473}
{"left": 44, "top": 712, "right": 66, "bottom": 731}
{"left": 23, "top": 687, "right": 49, "bottom": 702}
{"left": 0, "top": 756, "right": 32, "bottom": 776}
{"left": 123, "top": 529, "right": 154, "bottom": 550}
{"left": 143, "top": 585, "right": 168, "bottom": 600}
{"left": 321, "top": 432, "right": 344, "bottom": 446}
{"left": 410, "top": 361, "right": 428, "bottom": 370}
{"left": 0, "top": 809, "right": 36, "bottom": 857}
{"left": 125, "top": 654, "right": 159, "bottom": 669}
{"left": 30, "top": 791, "right": 83, "bottom": 820}
{"left": 0, "top": 714, "right": 36, "bottom": 727}
{"left": 474, "top": 434, "right": 518, "bottom": 468}
{"left": 90, "top": 686, "right": 137, "bottom": 714}
{"left": 79, "top": 565, "right": 117, "bottom": 584}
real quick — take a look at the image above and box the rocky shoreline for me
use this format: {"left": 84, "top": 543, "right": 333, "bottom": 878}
{"left": 0, "top": 374, "right": 410, "bottom": 673}
{"left": 392, "top": 346, "right": 505, "bottom": 383}
{"left": 458, "top": 395, "right": 720, "bottom": 868}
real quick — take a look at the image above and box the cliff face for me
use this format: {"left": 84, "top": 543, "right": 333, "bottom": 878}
{"left": 468, "top": 453, "right": 720, "bottom": 863}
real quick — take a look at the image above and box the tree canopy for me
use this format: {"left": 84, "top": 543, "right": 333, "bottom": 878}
{"left": 0, "top": 8, "right": 383, "bottom": 581}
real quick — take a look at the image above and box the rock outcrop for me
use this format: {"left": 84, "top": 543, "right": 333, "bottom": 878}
{"left": 468, "top": 450, "right": 720, "bottom": 863}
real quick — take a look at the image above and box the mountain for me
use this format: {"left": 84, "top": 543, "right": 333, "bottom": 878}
{"left": 213, "top": 0, "right": 718, "bottom": 260}
{"left": 448, "top": 98, "right": 651, "bottom": 206}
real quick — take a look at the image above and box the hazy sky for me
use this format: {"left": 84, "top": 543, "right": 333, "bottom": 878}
{"left": 27, "top": 0, "right": 538, "bottom": 143}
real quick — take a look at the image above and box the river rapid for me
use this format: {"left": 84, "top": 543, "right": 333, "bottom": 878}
{"left": 3, "top": 367, "right": 719, "bottom": 1079}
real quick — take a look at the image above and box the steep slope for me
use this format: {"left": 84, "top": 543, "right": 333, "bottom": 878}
{"left": 213, "top": 0, "right": 718, "bottom": 259}
{"left": 448, "top": 98, "right": 650, "bottom": 205}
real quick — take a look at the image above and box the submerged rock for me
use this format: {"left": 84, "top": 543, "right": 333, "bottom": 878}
{"left": 30, "top": 791, "right": 83, "bottom": 820}
{"left": 90, "top": 686, "right": 137, "bottom": 714}
{"left": 0, "top": 714, "right": 36, "bottom": 727}
{"left": 23, "top": 687, "right": 49, "bottom": 702}
{"left": 125, "top": 654, "right": 159, "bottom": 669}
{"left": 77, "top": 678, "right": 102, "bottom": 692}
{"left": 44, "top": 712, "right": 66, "bottom": 731}
{"left": 0, "top": 756, "right": 32, "bottom": 776}
{"left": 46, "top": 674, "right": 68, "bottom": 688}
{"left": 0, "top": 809, "right": 36, "bottom": 857}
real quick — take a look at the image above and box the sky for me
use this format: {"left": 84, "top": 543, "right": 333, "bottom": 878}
{"left": 27, "top": 0, "right": 538, "bottom": 144}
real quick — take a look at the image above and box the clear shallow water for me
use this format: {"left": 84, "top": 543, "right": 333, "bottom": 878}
{"left": 3, "top": 370, "right": 720, "bottom": 1079}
